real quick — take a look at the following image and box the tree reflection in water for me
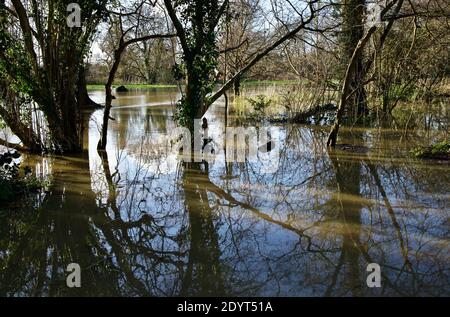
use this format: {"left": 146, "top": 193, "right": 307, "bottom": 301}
{"left": 181, "top": 162, "right": 224, "bottom": 296}
{"left": 0, "top": 119, "right": 449, "bottom": 296}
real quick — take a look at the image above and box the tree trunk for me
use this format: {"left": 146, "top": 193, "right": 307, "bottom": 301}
{"left": 0, "top": 86, "right": 43, "bottom": 153}
{"left": 78, "top": 67, "right": 101, "bottom": 109}
{"left": 234, "top": 75, "right": 241, "bottom": 96}
{"left": 52, "top": 65, "right": 83, "bottom": 153}
{"left": 328, "top": 0, "right": 404, "bottom": 146}
{"left": 328, "top": 26, "right": 378, "bottom": 147}
{"left": 341, "top": 0, "right": 368, "bottom": 120}
{"left": 184, "top": 61, "right": 207, "bottom": 128}
{"left": 98, "top": 40, "right": 126, "bottom": 150}
{"left": 46, "top": 101, "right": 82, "bottom": 153}
{"left": 98, "top": 87, "right": 113, "bottom": 150}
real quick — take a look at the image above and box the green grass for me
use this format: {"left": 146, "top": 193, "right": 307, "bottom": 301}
{"left": 87, "top": 83, "right": 178, "bottom": 91}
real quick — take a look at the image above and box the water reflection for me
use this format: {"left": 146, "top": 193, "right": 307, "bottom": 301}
{"left": 0, "top": 89, "right": 449, "bottom": 296}
{"left": 181, "top": 162, "right": 224, "bottom": 296}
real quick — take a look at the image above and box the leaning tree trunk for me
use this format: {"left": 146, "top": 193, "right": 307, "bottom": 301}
{"left": 98, "top": 41, "right": 126, "bottom": 150}
{"left": 48, "top": 99, "right": 82, "bottom": 153}
{"left": 0, "top": 106, "right": 42, "bottom": 153}
{"left": 328, "top": 26, "right": 379, "bottom": 147}
{"left": 328, "top": 0, "right": 405, "bottom": 146}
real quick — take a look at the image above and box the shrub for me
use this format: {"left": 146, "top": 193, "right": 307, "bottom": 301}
{"left": 0, "top": 151, "right": 44, "bottom": 203}
{"left": 410, "top": 140, "right": 450, "bottom": 159}
{"left": 246, "top": 95, "right": 272, "bottom": 114}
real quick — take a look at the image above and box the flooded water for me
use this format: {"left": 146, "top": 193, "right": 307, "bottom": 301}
{"left": 0, "top": 88, "right": 449, "bottom": 296}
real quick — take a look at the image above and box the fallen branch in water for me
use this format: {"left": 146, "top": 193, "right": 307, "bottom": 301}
{"left": 0, "top": 138, "right": 28, "bottom": 152}
{"left": 290, "top": 103, "right": 337, "bottom": 123}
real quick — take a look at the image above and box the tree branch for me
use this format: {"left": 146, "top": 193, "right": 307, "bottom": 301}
{"left": 163, "top": 0, "right": 190, "bottom": 54}
{"left": 206, "top": 0, "right": 320, "bottom": 111}
{"left": 11, "top": 0, "right": 39, "bottom": 73}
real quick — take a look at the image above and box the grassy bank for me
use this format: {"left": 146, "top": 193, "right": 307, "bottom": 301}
{"left": 87, "top": 83, "right": 178, "bottom": 91}
{"left": 231, "top": 83, "right": 338, "bottom": 123}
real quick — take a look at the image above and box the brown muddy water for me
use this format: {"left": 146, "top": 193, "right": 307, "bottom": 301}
{"left": 0, "top": 87, "right": 449, "bottom": 296}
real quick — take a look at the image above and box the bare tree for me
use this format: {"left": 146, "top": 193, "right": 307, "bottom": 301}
{"left": 97, "top": 1, "right": 175, "bottom": 150}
